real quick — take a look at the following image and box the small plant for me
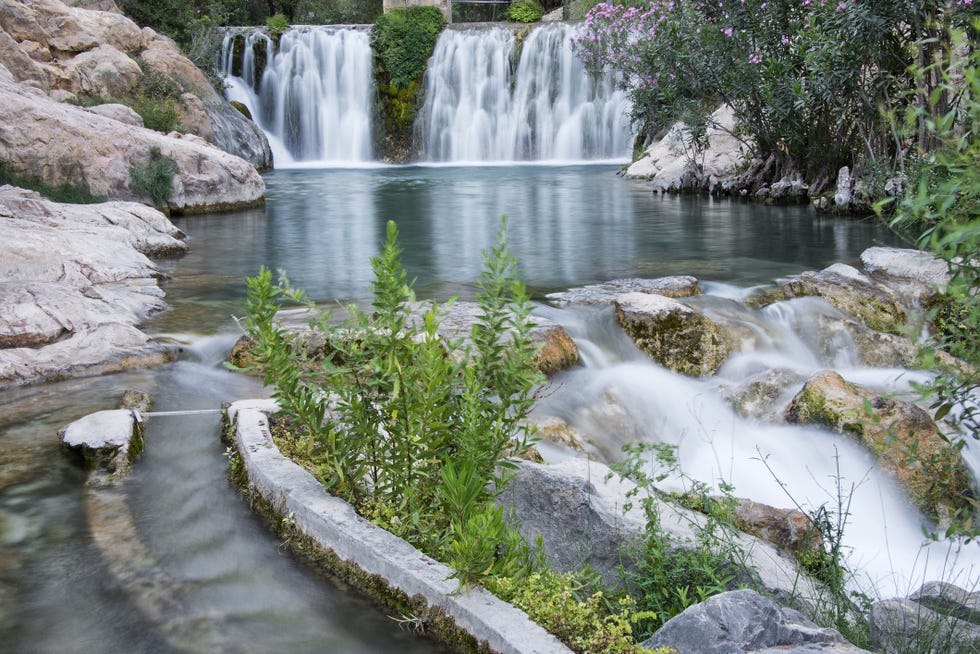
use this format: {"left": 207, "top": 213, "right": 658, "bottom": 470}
{"left": 372, "top": 6, "right": 446, "bottom": 90}
{"left": 265, "top": 13, "right": 290, "bottom": 37}
{"left": 129, "top": 147, "right": 177, "bottom": 208}
{"left": 507, "top": 0, "right": 545, "bottom": 23}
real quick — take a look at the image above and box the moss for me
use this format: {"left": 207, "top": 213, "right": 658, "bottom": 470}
{"left": 229, "top": 100, "right": 253, "bottom": 121}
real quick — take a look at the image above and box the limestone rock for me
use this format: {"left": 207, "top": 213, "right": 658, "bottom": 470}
{"left": 85, "top": 102, "right": 143, "bottom": 127}
{"left": 834, "top": 166, "right": 853, "bottom": 209}
{"left": 785, "top": 370, "right": 974, "bottom": 521}
{"left": 625, "top": 105, "right": 750, "bottom": 195}
{"left": 0, "top": 76, "right": 265, "bottom": 212}
{"left": 731, "top": 499, "right": 823, "bottom": 557}
{"left": 720, "top": 368, "right": 806, "bottom": 420}
{"left": 615, "top": 292, "right": 732, "bottom": 376}
{"left": 495, "top": 459, "right": 821, "bottom": 602}
{"left": 871, "top": 583, "right": 980, "bottom": 654}
{"left": 547, "top": 276, "right": 701, "bottom": 306}
{"left": 63, "top": 43, "right": 140, "bottom": 98}
{"left": 644, "top": 589, "right": 870, "bottom": 654}
{"left": 0, "top": 186, "right": 182, "bottom": 387}
{"left": 59, "top": 409, "right": 139, "bottom": 477}
{"left": 773, "top": 263, "right": 908, "bottom": 335}
{"left": 860, "top": 246, "right": 950, "bottom": 303}
{"left": 0, "top": 29, "right": 48, "bottom": 89}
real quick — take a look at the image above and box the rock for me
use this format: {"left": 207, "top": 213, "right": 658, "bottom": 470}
{"left": 871, "top": 583, "right": 980, "bottom": 654}
{"left": 785, "top": 370, "right": 974, "bottom": 522}
{"left": 720, "top": 368, "right": 806, "bottom": 420}
{"left": 643, "top": 589, "right": 871, "bottom": 654}
{"left": 496, "top": 459, "right": 822, "bottom": 602}
{"left": 773, "top": 263, "right": 908, "bottom": 335}
{"left": 615, "top": 292, "right": 732, "bottom": 376}
{"left": 0, "top": 186, "right": 182, "bottom": 387}
{"left": 0, "top": 75, "right": 265, "bottom": 212}
{"left": 768, "top": 175, "right": 809, "bottom": 204}
{"left": 63, "top": 43, "right": 140, "bottom": 97}
{"left": 59, "top": 409, "right": 141, "bottom": 479}
{"left": 625, "top": 105, "right": 751, "bottom": 194}
{"left": 547, "top": 276, "right": 701, "bottom": 306}
{"left": 834, "top": 166, "right": 853, "bottom": 209}
{"left": 0, "top": 29, "right": 48, "bottom": 89}
{"left": 530, "top": 416, "right": 588, "bottom": 453}
{"left": 730, "top": 499, "right": 823, "bottom": 557}
{"left": 860, "top": 246, "right": 950, "bottom": 304}
{"left": 85, "top": 102, "right": 143, "bottom": 127}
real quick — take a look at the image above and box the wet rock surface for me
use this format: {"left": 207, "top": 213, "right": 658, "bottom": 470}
{"left": 643, "top": 589, "right": 871, "bottom": 654}
{"left": 871, "top": 582, "right": 980, "bottom": 654}
{"left": 0, "top": 186, "right": 183, "bottom": 387}
{"left": 547, "top": 275, "right": 702, "bottom": 306}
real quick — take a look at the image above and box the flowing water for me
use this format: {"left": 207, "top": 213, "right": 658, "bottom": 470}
{"left": 221, "top": 27, "right": 375, "bottom": 164}
{"left": 416, "top": 24, "right": 632, "bottom": 162}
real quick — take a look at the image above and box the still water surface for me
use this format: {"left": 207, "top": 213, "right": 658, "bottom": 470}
{"left": 2, "top": 165, "right": 903, "bottom": 652}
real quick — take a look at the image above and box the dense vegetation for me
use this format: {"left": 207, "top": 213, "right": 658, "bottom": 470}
{"left": 577, "top": 0, "right": 977, "bottom": 191}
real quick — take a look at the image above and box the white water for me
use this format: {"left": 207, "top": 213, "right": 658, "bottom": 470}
{"left": 416, "top": 24, "right": 633, "bottom": 162}
{"left": 534, "top": 296, "right": 980, "bottom": 600}
{"left": 220, "top": 27, "right": 374, "bottom": 165}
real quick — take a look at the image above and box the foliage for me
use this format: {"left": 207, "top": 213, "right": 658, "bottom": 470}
{"left": 266, "top": 13, "right": 290, "bottom": 36}
{"left": 129, "top": 147, "right": 178, "bottom": 208}
{"left": 575, "top": 0, "right": 975, "bottom": 184}
{"left": 881, "top": 25, "right": 980, "bottom": 543}
{"left": 508, "top": 0, "right": 545, "bottom": 23}
{"left": 614, "top": 442, "right": 747, "bottom": 639}
{"left": 0, "top": 162, "right": 105, "bottom": 205}
{"left": 132, "top": 66, "right": 184, "bottom": 133}
{"left": 293, "top": 0, "right": 384, "bottom": 25}
{"left": 372, "top": 6, "right": 446, "bottom": 91}
{"left": 488, "top": 571, "right": 669, "bottom": 654}
{"left": 243, "top": 218, "right": 542, "bottom": 588}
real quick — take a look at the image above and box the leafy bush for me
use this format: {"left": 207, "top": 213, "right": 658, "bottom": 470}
{"left": 372, "top": 6, "right": 445, "bottom": 90}
{"left": 265, "top": 13, "right": 290, "bottom": 36}
{"left": 243, "top": 218, "right": 541, "bottom": 584}
{"left": 507, "top": 0, "right": 545, "bottom": 22}
{"left": 0, "top": 162, "right": 104, "bottom": 204}
{"left": 575, "top": 0, "right": 974, "bottom": 186}
{"left": 129, "top": 147, "right": 177, "bottom": 208}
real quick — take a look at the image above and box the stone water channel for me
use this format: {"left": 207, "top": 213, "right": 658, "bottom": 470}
{"left": 5, "top": 163, "right": 958, "bottom": 652}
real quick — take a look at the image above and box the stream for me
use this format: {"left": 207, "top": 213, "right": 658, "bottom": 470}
{"left": 2, "top": 164, "right": 975, "bottom": 652}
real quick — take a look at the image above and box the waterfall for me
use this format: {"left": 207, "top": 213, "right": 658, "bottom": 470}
{"left": 220, "top": 26, "right": 374, "bottom": 165}
{"left": 416, "top": 24, "right": 633, "bottom": 163}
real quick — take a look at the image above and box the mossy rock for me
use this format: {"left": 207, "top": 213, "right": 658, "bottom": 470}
{"left": 614, "top": 292, "right": 732, "bottom": 377}
{"left": 229, "top": 100, "right": 252, "bottom": 121}
{"left": 785, "top": 370, "right": 975, "bottom": 524}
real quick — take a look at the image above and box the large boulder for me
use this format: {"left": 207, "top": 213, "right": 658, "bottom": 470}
{"left": 643, "top": 589, "right": 870, "bottom": 654}
{"left": 495, "top": 459, "right": 822, "bottom": 604}
{"left": 0, "top": 0, "right": 272, "bottom": 170}
{"left": 871, "top": 582, "right": 980, "bottom": 654}
{"left": 0, "top": 75, "right": 265, "bottom": 212}
{"left": 0, "top": 186, "right": 183, "bottom": 387}
{"left": 615, "top": 292, "right": 732, "bottom": 376}
{"left": 547, "top": 276, "right": 701, "bottom": 306}
{"left": 785, "top": 370, "right": 974, "bottom": 522}
{"left": 625, "top": 105, "right": 751, "bottom": 195}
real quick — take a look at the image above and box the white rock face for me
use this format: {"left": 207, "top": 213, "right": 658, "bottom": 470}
{"left": 85, "top": 102, "right": 143, "bottom": 127}
{"left": 0, "top": 72, "right": 265, "bottom": 211}
{"left": 625, "top": 105, "right": 750, "bottom": 191}
{"left": 0, "top": 186, "right": 184, "bottom": 387}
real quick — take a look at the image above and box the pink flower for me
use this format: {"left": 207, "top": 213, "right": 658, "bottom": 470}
{"left": 723, "top": 26, "right": 734, "bottom": 36}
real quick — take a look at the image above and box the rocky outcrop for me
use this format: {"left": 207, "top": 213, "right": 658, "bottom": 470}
{"left": 785, "top": 370, "right": 974, "bottom": 522}
{"left": 615, "top": 292, "right": 732, "bottom": 376}
{"left": 0, "top": 67, "right": 265, "bottom": 212}
{"left": 0, "top": 186, "right": 183, "bottom": 387}
{"left": 547, "top": 275, "right": 701, "bottom": 306}
{"left": 0, "top": 0, "right": 272, "bottom": 170}
{"left": 871, "top": 582, "right": 980, "bottom": 654}
{"left": 861, "top": 246, "right": 950, "bottom": 305}
{"left": 625, "top": 105, "right": 751, "bottom": 195}
{"left": 643, "top": 589, "right": 871, "bottom": 654}
{"left": 495, "top": 459, "right": 822, "bottom": 602}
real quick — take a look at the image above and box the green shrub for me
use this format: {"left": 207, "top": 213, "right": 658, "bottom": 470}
{"left": 243, "top": 218, "right": 541, "bottom": 586}
{"left": 372, "top": 6, "right": 446, "bottom": 90}
{"left": 0, "top": 162, "right": 104, "bottom": 204}
{"left": 129, "top": 147, "right": 177, "bottom": 208}
{"left": 507, "top": 0, "right": 544, "bottom": 23}
{"left": 266, "top": 13, "right": 290, "bottom": 36}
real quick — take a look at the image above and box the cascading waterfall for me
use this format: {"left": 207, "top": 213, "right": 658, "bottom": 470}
{"left": 220, "top": 27, "right": 374, "bottom": 165}
{"left": 533, "top": 296, "right": 979, "bottom": 599}
{"left": 417, "top": 23, "right": 633, "bottom": 162}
